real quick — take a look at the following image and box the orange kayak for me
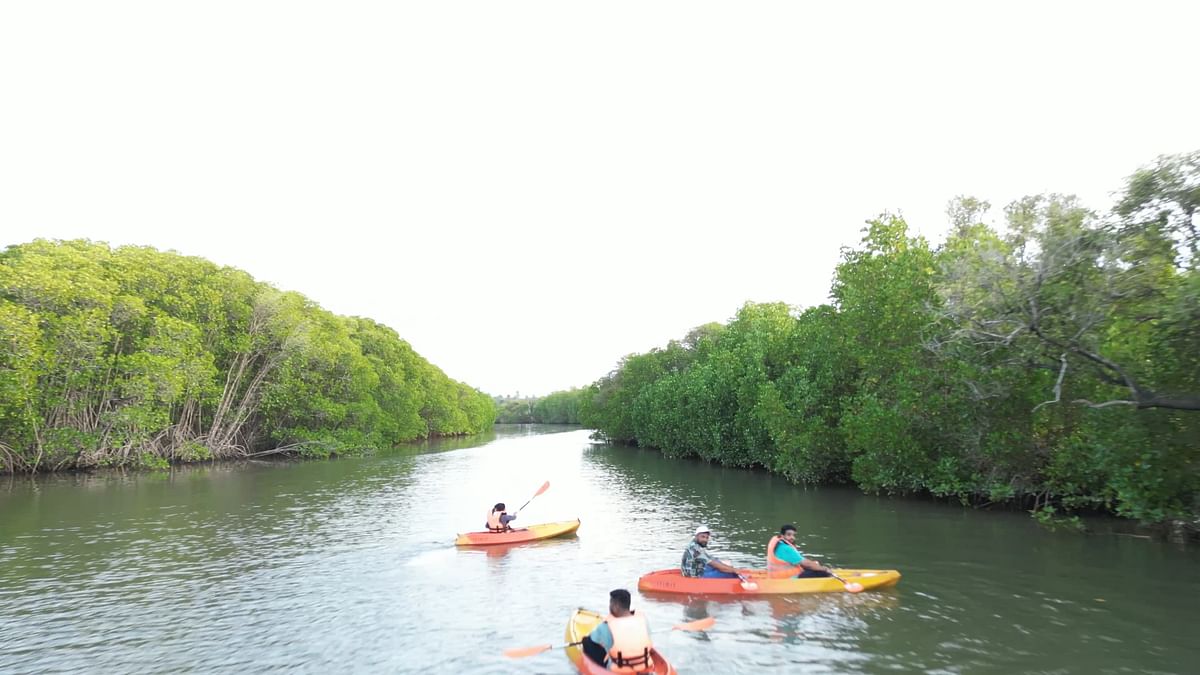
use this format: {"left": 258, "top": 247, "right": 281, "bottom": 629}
{"left": 564, "top": 609, "right": 677, "bottom": 675}
{"left": 454, "top": 519, "right": 580, "bottom": 546}
{"left": 638, "top": 568, "right": 901, "bottom": 595}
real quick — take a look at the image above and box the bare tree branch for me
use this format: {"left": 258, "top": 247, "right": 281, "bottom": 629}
{"left": 1072, "top": 399, "right": 1138, "bottom": 409}
{"left": 1034, "top": 353, "right": 1069, "bottom": 411}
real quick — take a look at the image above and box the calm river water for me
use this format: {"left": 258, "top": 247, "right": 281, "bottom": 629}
{"left": 1, "top": 426, "right": 1196, "bottom": 673}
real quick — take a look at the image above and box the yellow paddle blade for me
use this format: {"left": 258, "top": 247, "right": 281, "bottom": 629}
{"left": 672, "top": 616, "right": 716, "bottom": 631}
{"left": 502, "top": 644, "right": 553, "bottom": 659}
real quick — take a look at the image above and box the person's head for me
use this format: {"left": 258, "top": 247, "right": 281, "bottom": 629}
{"left": 609, "top": 588, "right": 632, "bottom": 616}
{"left": 780, "top": 524, "right": 797, "bottom": 543}
{"left": 494, "top": 503, "right": 506, "bottom": 512}
{"left": 694, "top": 525, "right": 712, "bottom": 547}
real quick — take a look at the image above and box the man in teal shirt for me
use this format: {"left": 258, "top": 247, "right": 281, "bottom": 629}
{"left": 772, "top": 524, "right": 832, "bottom": 578}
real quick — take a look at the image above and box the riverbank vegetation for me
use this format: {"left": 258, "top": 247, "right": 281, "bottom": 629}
{"left": 0, "top": 241, "right": 495, "bottom": 473}
{"left": 579, "top": 151, "right": 1200, "bottom": 529}
{"left": 494, "top": 389, "right": 585, "bottom": 424}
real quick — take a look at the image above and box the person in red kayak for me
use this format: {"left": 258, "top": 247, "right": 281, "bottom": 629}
{"left": 580, "top": 589, "right": 654, "bottom": 672}
{"left": 486, "top": 503, "right": 518, "bottom": 532}
{"left": 681, "top": 525, "right": 742, "bottom": 579}
{"left": 767, "top": 524, "right": 833, "bottom": 578}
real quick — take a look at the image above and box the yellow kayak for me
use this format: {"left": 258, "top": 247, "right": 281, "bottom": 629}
{"left": 565, "top": 608, "right": 676, "bottom": 675}
{"left": 638, "top": 568, "right": 901, "bottom": 595}
{"left": 454, "top": 518, "right": 580, "bottom": 546}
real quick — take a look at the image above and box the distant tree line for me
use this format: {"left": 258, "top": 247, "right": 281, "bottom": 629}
{"left": 494, "top": 389, "right": 584, "bottom": 424}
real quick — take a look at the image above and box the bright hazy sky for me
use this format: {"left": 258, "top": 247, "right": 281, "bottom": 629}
{"left": 3, "top": 2, "right": 1198, "bottom": 396}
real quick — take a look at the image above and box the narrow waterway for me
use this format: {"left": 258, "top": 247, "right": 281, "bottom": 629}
{"left": 1, "top": 426, "right": 1196, "bottom": 673}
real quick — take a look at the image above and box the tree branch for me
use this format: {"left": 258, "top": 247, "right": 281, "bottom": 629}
{"left": 1072, "top": 398, "right": 1138, "bottom": 409}
{"left": 1034, "top": 353, "right": 1069, "bottom": 411}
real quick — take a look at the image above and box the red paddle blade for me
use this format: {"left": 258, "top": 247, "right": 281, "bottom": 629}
{"left": 502, "top": 644, "right": 553, "bottom": 658}
{"left": 845, "top": 582, "right": 865, "bottom": 593}
{"left": 533, "top": 480, "right": 550, "bottom": 497}
{"left": 672, "top": 616, "right": 716, "bottom": 631}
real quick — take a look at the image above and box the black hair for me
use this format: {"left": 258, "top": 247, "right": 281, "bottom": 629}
{"left": 609, "top": 588, "right": 632, "bottom": 611}
{"left": 494, "top": 503, "right": 506, "bottom": 511}
{"left": 780, "top": 524, "right": 797, "bottom": 535}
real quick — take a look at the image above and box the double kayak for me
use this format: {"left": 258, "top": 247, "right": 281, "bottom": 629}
{"left": 565, "top": 608, "right": 677, "bottom": 675}
{"left": 454, "top": 518, "right": 581, "bottom": 546}
{"left": 638, "top": 568, "right": 901, "bottom": 595}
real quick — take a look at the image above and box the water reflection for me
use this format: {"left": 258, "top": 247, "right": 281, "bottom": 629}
{"left": 650, "top": 589, "right": 901, "bottom": 622}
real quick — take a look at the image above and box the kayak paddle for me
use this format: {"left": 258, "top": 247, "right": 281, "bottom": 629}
{"left": 827, "top": 570, "right": 864, "bottom": 593}
{"left": 503, "top": 640, "right": 581, "bottom": 659}
{"left": 503, "top": 616, "right": 716, "bottom": 659}
{"left": 672, "top": 616, "right": 716, "bottom": 631}
{"left": 718, "top": 559, "right": 758, "bottom": 591}
{"left": 736, "top": 573, "right": 759, "bottom": 591}
{"left": 515, "top": 480, "right": 550, "bottom": 514}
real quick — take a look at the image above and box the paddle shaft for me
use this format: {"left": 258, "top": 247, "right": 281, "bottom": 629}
{"left": 712, "top": 559, "right": 757, "bottom": 589}
{"left": 823, "top": 569, "right": 864, "bottom": 592}
{"left": 503, "top": 640, "right": 581, "bottom": 659}
{"left": 515, "top": 481, "right": 550, "bottom": 514}
{"left": 780, "top": 553, "right": 857, "bottom": 590}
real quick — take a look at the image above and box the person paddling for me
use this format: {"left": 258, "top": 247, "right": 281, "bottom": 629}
{"left": 580, "top": 589, "right": 654, "bottom": 672}
{"left": 766, "top": 524, "right": 832, "bottom": 578}
{"left": 486, "top": 502, "right": 518, "bottom": 532}
{"left": 681, "top": 525, "right": 742, "bottom": 579}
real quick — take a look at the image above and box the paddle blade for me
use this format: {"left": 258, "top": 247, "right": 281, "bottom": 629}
{"left": 502, "top": 644, "right": 553, "bottom": 659}
{"left": 844, "top": 582, "right": 865, "bottom": 593}
{"left": 672, "top": 616, "right": 716, "bottom": 632}
{"left": 736, "top": 573, "right": 759, "bottom": 591}
{"left": 533, "top": 480, "right": 550, "bottom": 497}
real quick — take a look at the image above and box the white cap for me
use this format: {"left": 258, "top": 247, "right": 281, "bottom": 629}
{"left": 694, "top": 525, "right": 711, "bottom": 535}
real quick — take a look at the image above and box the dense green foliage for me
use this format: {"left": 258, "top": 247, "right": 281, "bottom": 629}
{"left": 494, "top": 389, "right": 584, "bottom": 424}
{"left": 580, "top": 152, "right": 1200, "bottom": 527}
{"left": 0, "top": 241, "right": 495, "bottom": 472}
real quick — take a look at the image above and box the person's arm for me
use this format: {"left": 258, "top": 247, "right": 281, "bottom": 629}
{"left": 580, "top": 635, "right": 607, "bottom": 666}
{"left": 500, "top": 513, "right": 518, "bottom": 525}
{"left": 701, "top": 547, "right": 741, "bottom": 574}
{"left": 800, "top": 558, "right": 829, "bottom": 572}
{"left": 710, "top": 558, "right": 741, "bottom": 574}
{"left": 582, "top": 623, "right": 611, "bottom": 666}
{"left": 781, "top": 545, "right": 829, "bottom": 573}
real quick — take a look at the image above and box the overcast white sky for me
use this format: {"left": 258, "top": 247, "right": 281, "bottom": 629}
{"left": 3, "top": 2, "right": 1198, "bottom": 396}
